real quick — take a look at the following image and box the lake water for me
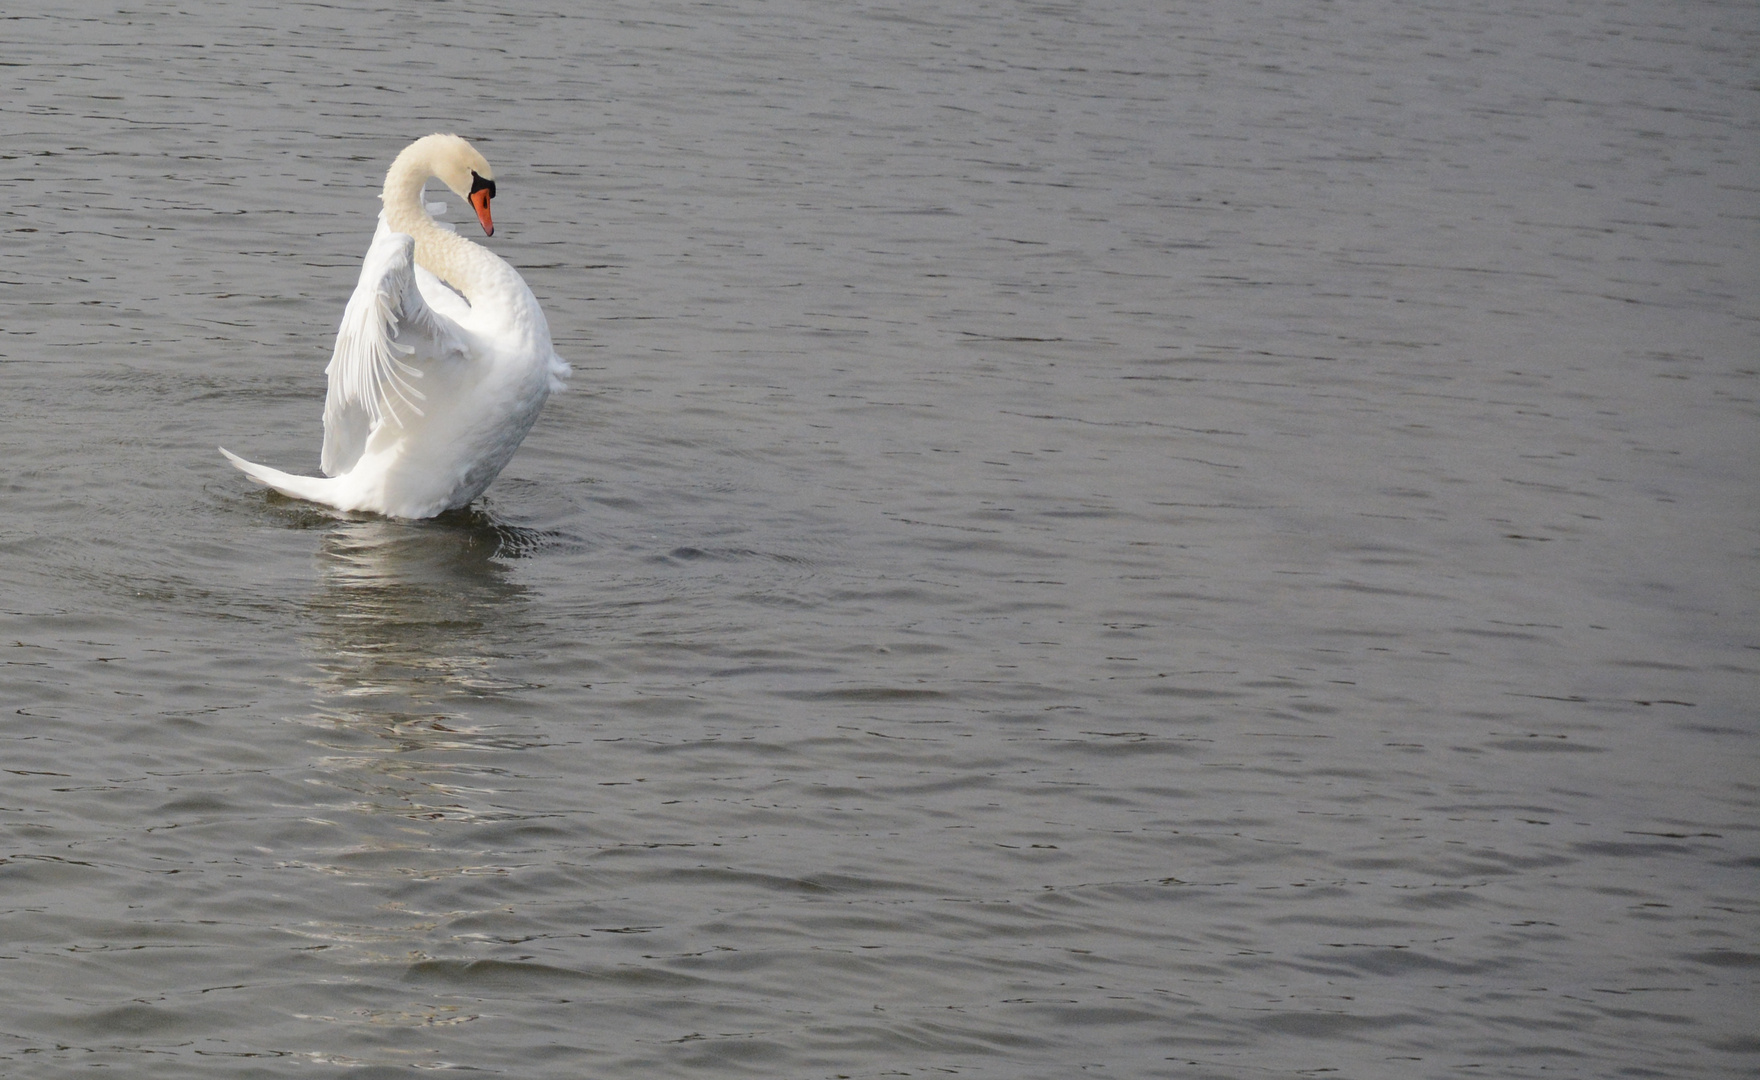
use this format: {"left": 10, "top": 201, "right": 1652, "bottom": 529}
{"left": 2, "top": 0, "right": 1756, "bottom": 1076}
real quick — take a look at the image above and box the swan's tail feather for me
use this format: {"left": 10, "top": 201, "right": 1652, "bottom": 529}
{"left": 546, "top": 351, "right": 571, "bottom": 393}
{"left": 220, "top": 447, "right": 345, "bottom": 508}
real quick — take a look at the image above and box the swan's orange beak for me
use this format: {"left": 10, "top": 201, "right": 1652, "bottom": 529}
{"left": 469, "top": 187, "right": 494, "bottom": 236}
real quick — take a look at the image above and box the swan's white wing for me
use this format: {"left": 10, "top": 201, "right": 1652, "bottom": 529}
{"left": 321, "top": 222, "right": 467, "bottom": 476}
{"left": 413, "top": 262, "right": 473, "bottom": 327}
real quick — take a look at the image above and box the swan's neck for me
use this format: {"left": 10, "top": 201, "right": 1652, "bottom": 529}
{"left": 380, "top": 154, "right": 502, "bottom": 301}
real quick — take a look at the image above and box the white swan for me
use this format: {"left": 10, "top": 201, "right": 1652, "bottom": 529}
{"left": 221, "top": 134, "right": 569, "bottom": 518}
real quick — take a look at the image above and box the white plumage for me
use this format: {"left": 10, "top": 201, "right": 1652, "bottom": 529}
{"left": 222, "top": 134, "right": 569, "bottom": 518}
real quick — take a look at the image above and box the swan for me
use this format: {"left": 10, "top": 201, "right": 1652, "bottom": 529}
{"left": 221, "top": 134, "right": 570, "bottom": 518}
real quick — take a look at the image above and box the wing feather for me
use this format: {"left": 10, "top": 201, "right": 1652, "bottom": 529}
{"left": 321, "top": 220, "right": 467, "bottom": 476}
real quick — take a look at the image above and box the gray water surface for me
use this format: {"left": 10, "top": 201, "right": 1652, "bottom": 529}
{"left": 2, "top": 1, "right": 1757, "bottom": 1076}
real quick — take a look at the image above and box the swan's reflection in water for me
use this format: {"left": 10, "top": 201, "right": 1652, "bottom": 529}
{"left": 304, "top": 510, "right": 546, "bottom": 708}
{"left": 297, "top": 510, "right": 560, "bottom": 828}
{"left": 286, "top": 512, "right": 563, "bottom": 1002}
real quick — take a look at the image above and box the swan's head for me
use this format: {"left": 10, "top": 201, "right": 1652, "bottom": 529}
{"left": 402, "top": 133, "right": 497, "bottom": 236}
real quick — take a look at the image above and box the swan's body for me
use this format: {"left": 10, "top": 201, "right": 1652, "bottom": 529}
{"left": 221, "top": 134, "right": 569, "bottom": 518}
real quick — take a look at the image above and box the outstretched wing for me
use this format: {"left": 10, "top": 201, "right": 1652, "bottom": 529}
{"left": 320, "top": 219, "right": 467, "bottom": 476}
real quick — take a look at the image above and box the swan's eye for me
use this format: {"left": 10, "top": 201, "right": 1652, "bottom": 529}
{"left": 470, "top": 171, "right": 496, "bottom": 200}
